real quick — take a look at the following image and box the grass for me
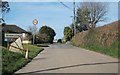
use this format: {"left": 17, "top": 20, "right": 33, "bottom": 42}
{"left": 79, "top": 41, "right": 118, "bottom": 58}
{"left": 2, "top": 44, "right": 44, "bottom": 75}
{"left": 0, "top": 46, "right": 2, "bottom": 75}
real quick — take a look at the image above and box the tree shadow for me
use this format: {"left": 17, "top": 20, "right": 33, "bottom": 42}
{"left": 15, "top": 61, "right": 119, "bottom": 75}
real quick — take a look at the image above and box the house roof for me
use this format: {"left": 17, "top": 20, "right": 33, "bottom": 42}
{"left": 0, "top": 24, "right": 28, "bottom": 33}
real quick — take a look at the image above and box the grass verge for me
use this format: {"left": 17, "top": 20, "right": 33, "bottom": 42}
{"left": 78, "top": 42, "right": 118, "bottom": 58}
{"left": 2, "top": 44, "right": 44, "bottom": 75}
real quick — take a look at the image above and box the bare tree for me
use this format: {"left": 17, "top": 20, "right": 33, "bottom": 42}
{"left": 0, "top": 1, "right": 10, "bottom": 23}
{"left": 76, "top": 2, "right": 107, "bottom": 29}
{"left": 28, "top": 25, "right": 37, "bottom": 35}
{"left": 28, "top": 25, "right": 37, "bottom": 44}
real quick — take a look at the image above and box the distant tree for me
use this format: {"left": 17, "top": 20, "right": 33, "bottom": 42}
{"left": 36, "top": 34, "right": 48, "bottom": 43}
{"left": 39, "top": 26, "right": 56, "bottom": 43}
{"left": 57, "top": 39, "right": 62, "bottom": 43}
{"left": 64, "top": 26, "right": 73, "bottom": 42}
{"left": 76, "top": 2, "right": 107, "bottom": 29}
{"left": 70, "top": 23, "right": 87, "bottom": 33}
{"left": 0, "top": 1, "right": 10, "bottom": 23}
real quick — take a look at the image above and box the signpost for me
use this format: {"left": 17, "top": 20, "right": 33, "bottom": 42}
{"left": 5, "top": 33, "right": 22, "bottom": 41}
{"left": 32, "top": 19, "right": 38, "bottom": 44}
{"left": 4, "top": 33, "right": 23, "bottom": 49}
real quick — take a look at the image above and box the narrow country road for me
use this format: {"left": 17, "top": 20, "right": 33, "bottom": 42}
{"left": 15, "top": 44, "right": 118, "bottom": 74}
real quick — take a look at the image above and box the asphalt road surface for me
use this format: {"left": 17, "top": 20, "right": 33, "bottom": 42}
{"left": 15, "top": 44, "right": 118, "bottom": 74}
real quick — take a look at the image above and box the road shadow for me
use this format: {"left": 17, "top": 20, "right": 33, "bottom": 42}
{"left": 15, "top": 61, "right": 119, "bottom": 75}
{"left": 32, "top": 58, "right": 47, "bottom": 61}
{"left": 15, "top": 73, "right": 118, "bottom": 75}
{"left": 40, "top": 52, "right": 48, "bottom": 55}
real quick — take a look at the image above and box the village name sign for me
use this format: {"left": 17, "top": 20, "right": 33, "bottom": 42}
{"left": 4, "top": 33, "right": 22, "bottom": 42}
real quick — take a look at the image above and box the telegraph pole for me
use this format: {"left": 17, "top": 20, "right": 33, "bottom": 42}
{"left": 73, "top": 0, "right": 76, "bottom": 35}
{"left": 58, "top": 0, "right": 76, "bottom": 35}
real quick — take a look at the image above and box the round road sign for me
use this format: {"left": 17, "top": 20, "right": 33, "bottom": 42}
{"left": 32, "top": 19, "right": 38, "bottom": 26}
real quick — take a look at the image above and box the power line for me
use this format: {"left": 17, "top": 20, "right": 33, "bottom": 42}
{"left": 58, "top": 0, "right": 72, "bottom": 10}
{"left": 58, "top": 0, "right": 77, "bottom": 35}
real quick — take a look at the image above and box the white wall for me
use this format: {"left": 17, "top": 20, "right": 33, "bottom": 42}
{"left": 22, "top": 40, "right": 31, "bottom": 44}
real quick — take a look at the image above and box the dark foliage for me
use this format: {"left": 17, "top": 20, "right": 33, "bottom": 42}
{"left": 57, "top": 39, "right": 62, "bottom": 43}
{"left": 38, "top": 26, "right": 56, "bottom": 43}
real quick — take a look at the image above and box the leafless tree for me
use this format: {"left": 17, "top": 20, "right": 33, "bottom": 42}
{"left": 28, "top": 25, "right": 37, "bottom": 35}
{"left": 76, "top": 2, "right": 107, "bottom": 29}
{"left": 0, "top": 1, "right": 10, "bottom": 23}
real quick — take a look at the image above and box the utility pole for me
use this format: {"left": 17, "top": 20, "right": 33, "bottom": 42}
{"left": 73, "top": 0, "right": 76, "bottom": 35}
{"left": 58, "top": 0, "right": 76, "bottom": 35}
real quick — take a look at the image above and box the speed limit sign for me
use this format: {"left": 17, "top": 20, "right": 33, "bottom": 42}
{"left": 32, "top": 19, "right": 38, "bottom": 26}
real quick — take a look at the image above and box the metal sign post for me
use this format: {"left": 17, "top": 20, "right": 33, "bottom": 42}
{"left": 32, "top": 19, "right": 38, "bottom": 44}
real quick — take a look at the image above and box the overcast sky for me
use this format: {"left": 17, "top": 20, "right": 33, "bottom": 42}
{"left": 4, "top": 1, "right": 118, "bottom": 39}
